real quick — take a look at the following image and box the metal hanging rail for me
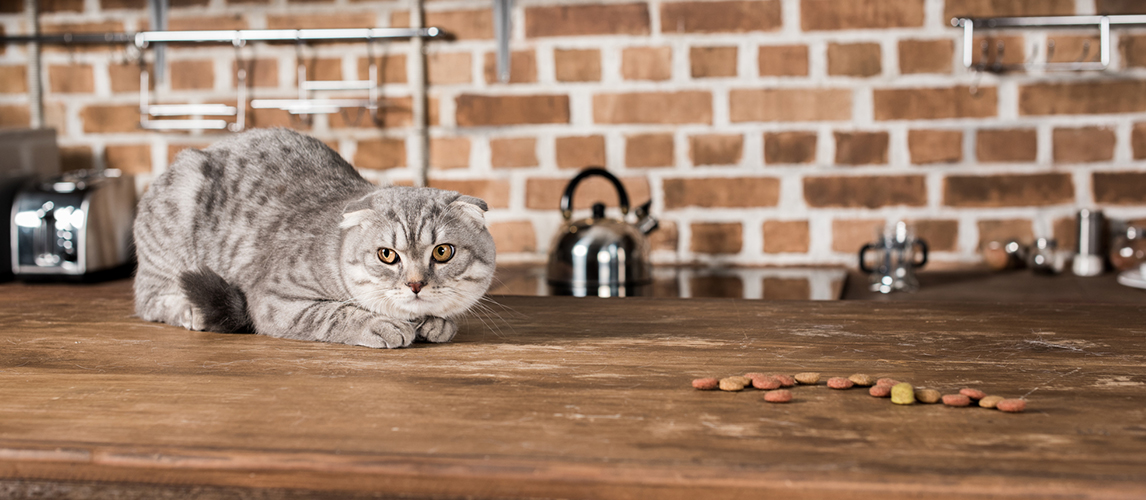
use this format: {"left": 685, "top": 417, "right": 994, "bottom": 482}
{"left": 953, "top": 15, "right": 1146, "bottom": 72}
{"left": 0, "top": 27, "right": 444, "bottom": 47}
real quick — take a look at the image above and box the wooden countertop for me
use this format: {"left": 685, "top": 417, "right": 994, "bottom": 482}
{"left": 2, "top": 280, "right": 1146, "bottom": 499}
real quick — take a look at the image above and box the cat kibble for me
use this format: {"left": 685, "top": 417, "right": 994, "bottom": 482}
{"left": 692, "top": 378, "right": 719, "bottom": 390}
{"left": 914, "top": 389, "right": 942, "bottom": 404}
{"left": 794, "top": 372, "right": 821, "bottom": 384}
{"left": 749, "top": 375, "right": 781, "bottom": 390}
{"left": 996, "top": 399, "right": 1027, "bottom": 413}
{"left": 848, "top": 374, "right": 876, "bottom": 386}
{"left": 978, "top": 395, "right": 1004, "bottom": 408}
{"left": 727, "top": 375, "right": 752, "bottom": 387}
{"left": 719, "top": 377, "right": 746, "bottom": 391}
{"left": 959, "top": 388, "right": 987, "bottom": 400}
{"left": 890, "top": 383, "right": 915, "bottom": 405}
{"left": 771, "top": 374, "right": 797, "bottom": 387}
{"left": 942, "top": 394, "right": 972, "bottom": 407}
{"left": 876, "top": 378, "right": 900, "bottom": 387}
{"left": 826, "top": 377, "right": 854, "bottom": 389}
{"left": 763, "top": 389, "right": 793, "bottom": 403}
{"left": 869, "top": 385, "right": 892, "bottom": 397}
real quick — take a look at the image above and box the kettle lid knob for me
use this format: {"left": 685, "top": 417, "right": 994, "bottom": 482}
{"left": 591, "top": 202, "right": 606, "bottom": 219}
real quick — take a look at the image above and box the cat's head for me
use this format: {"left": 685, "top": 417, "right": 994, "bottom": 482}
{"left": 338, "top": 187, "right": 496, "bottom": 320}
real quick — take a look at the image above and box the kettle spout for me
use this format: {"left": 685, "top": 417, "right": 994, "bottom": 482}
{"left": 635, "top": 200, "right": 659, "bottom": 235}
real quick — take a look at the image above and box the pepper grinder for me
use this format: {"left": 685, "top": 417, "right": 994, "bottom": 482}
{"left": 1072, "top": 209, "right": 1105, "bottom": 277}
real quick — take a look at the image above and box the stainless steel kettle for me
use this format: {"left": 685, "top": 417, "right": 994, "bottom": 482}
{"left": 546, "top": 168, "right": 658, "bottom": 297}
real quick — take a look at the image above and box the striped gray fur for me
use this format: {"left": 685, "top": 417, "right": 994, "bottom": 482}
{"left": 133, "top": 128, "right": 496, "bottom": 348}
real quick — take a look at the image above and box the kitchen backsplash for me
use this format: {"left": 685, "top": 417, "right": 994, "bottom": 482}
{"left": 2, "top": 0, "right": 1146, "bottom": 268}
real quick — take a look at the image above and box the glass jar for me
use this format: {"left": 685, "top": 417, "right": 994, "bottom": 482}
{"left": 1110, "top": 226, "right": 1146, "bottom": 271}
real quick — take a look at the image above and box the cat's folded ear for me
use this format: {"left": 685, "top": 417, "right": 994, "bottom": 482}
{"left": 340, "top": 196, "right": 375, "bottom": 230}
{"left": 449, "top": 195, "right": 488, "bottom": 225}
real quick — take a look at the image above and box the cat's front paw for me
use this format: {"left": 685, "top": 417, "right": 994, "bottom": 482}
{"left": 416, "top": 316, "right": 457, "bottom": 343}
{"left": 354, "top": 318, "right": 417, "bottom": 349}
{"left": 179, "top": 303, "right": 207, "bottom": 331}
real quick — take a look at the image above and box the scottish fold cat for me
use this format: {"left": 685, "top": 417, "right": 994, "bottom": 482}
{"left": 133, "top": 128, "right": 496, "bottom": 348}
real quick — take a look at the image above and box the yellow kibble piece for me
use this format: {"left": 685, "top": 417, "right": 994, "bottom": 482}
{"left": 891, "top": 382, "right": 915, "bottom": 405}
{"left": 979, "top": 395, "right": 1004, "bottom": 408}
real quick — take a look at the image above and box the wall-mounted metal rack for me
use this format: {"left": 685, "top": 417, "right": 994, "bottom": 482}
{"left": 954, "top": 15, "right": 1146, "bottom": 73}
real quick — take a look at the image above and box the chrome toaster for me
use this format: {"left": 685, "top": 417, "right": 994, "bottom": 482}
{"left": 11, "top": 169, "right": 136, "bottom": 279}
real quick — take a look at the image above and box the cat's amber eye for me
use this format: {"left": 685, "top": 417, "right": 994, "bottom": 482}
{"left": 377, "top": 248, "right": 399, "bottom": 264}
{"left": 431, "top": 244, "right": 455, "bottom": 263}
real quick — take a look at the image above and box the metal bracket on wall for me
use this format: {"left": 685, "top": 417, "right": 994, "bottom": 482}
{"left": 954, "top": 15, "right": 1146, "bottom": 73}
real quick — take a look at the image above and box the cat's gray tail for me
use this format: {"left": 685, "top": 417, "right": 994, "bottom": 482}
{"left": 179, "top": 268, "right": 254, "bottom": 333}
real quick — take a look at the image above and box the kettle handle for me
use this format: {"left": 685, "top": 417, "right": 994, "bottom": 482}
{"left": 560, "top": 167, "right": 630, "bottom": 220}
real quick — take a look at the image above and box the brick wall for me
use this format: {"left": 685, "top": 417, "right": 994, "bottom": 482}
{"left": 3, "top": 0, "right": 1146, "bottom": 268}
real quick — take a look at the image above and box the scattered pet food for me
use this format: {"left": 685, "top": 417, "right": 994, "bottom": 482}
{"left": 763, "top": 389, "right": 793, "bottom": 403}
{"left": 692, "top": 378, "right": 719, "bottom": 390}
{"left": 869, "top": 385, "right": 892, "bottom": 397}
{"left": 794, "top": 372, "right": 821, "bottom": 384}
{"left": 827, "top": 377, "right": 854, "bottom": 390}
{"left": 771, "top": 374, "right": 797, "bottom": 387}
{"left": 942, "top": 394, "right": 972, "bottom": 407}
{"left": 876, "top": 378, "right": 900, "bottom": 387}
{"left": 749, "top": 375, "right": 781, "bottom": 390}
{"left": 996, "top": 399, "right": 1027, "bottom": 413}
{"left": 959, "top": 388, "right": 987, "bottom": 400}
{"left": 914, "top": 389, "right": 941, "bottom": 404}
{"left": 891, "top": 383, "right": 915, "bottom": 405}
{"left": 719, "top": 377, "right": 746, "bottom": 392}
{"left": 978, "top": 395, "right": 1004, "bottom": 409}
{"left": 848, "top": 374, "right": 876, "bottom": 386}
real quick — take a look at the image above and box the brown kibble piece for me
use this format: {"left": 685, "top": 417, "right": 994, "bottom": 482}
{"left": 727, "top": 375, "right": 752, "bottom": 386}
{"left": 848, "top": 373, "right": 876, "bottom": 386}
{"left": 869, "top": 384, "right": 891, "bottom": 397}
{"left": 794, "top": 372, "right": 821, "bottom": 384}
{"left": 827, "top": 377, "right": 854, "bottom": 389}
{"left": 763, "top": 389, "right": 793, "bottom": 403}
{"left": 876, "top": 378, "right": 900, "bottom": 387}
{"left": 960, "top": 388, "right": 987, "bottom": 400}
{"left": 996, "top": 399, "right": 1027, "bottom": 413}
{"left": 942, "top": 394, "right": 972, "bottom": 407}
{"left": 692, "top": 377, "right": 719, "bottom": 390}
{"left": 914, "top": 388, "right": 941, "bottom": 404}
{"left": 771, "top": 374, "right": 796, "bottom": 387}
{"left": 979, "top": 395, "right": 1004, "bottom": 408}
{"left": 748, "top": 375, "right": 781, "bottom": 390}
{"left": 719, "top": 377, "right": 746, "bottom": 391}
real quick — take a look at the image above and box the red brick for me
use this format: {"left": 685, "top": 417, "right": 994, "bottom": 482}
{"left": 945, "top": 0, "right": 1074, "bottom": 18}
{"left": 0, "top": 66, "right": 27, "bottom": 94}
{"left": 834, "top": 131, "right": 888, "bottom": 165}
{"left": 266, "top": 12, "right": 375, "bottom": 29}
{"left": 41, "top": 0, "right": 84, "bottom": 12}
{"left": 691, "top": 46, "right": 737, "bottom": 78}
{"left": 429, "top": 137, "right": 471, "bottom": 170}
{"left": 730, "top": 88, "right": 850, "bottom": 122}
{"left": 100, "top": 0, "right": 145, "bottom": 8}
{"left": 525, "top": 175, "right": 650, "bottom": 211}
{"left": 832, "top": 219, "right": 882, "bottom": 253}
{"left": 48, "top": 64, "right": 94, "bottom": 93}
{"left": 358, "top": 54, "right": 407, "bottom": 85}
{"left": 912, "top": 219, "right": 959, "bottom": 252}
{"left": 330, "top": 97, "right": 439, "bottom": 129}
{"left": 802, "top": 0, "right": 925, "bottom": 30}
{"left": 167, "top": 143, "right": 211, "bottom": 165}
{"left": 109, "top": 62, "right": 152, "bottom": 93}
{"left": 909, "top": 129, "right": 962, "bottom": 165}
{"left": 1046, "top": 35, "right": 1099, "bottom": 64}
{"left": 0, "top": 3, "right": 20, "bottom": 12}
{"left": 60, "top": 145, "right": 94, "bottom": 172}
{"left": 104, "top": 144, "right": 151, "bottom": 175}
{"left": 392, "top": 9, "right": 492, "bottom": 40}
{"left": 355, "top": 138, "right": 406, "bottom": 170}
{"left": 0, "top": 105, "right": 31, "bottom": 129}
{"left": 691, "top": 223, "right": 743, "bottom": 254}
{"left": 484, "top": 50, "right": 537, "bottom": 84}
{"left": 805, "top": 176, "right": 926, "bottom": 208}
{"left": 170, "top": 60, "right": 215, "bottom": 90}
{"left": 758, "top": 45, "right": 809, "bottom": 76}
{"left": 1052, "top": 216, "right": 1077, "bottom": 253}
{"left": 554, "top": 49, "right": 601, "bottom": 82}
{"left": 1053, "top": 127, "right": 1115, "bottom": 163}
{"left": 976, "top": 129, "right": 1037, "bottom": 163}
{"left": 763, "top": 278, "right": 810, "bottom": 300}
{"left": 1133, "top": 123, "right": 1146, "bottom": 159}
{"left": 690, "top": 134, "right": 743, "bottom": 166}
{"left": 1098, "top": 0, "right": 1146, "bottom": 14}
{"left": 944, "top": 174, "right": 1074, "bottom": 207}
{"left": 490, "top": 137, "right": 537, "bottom": 168}
{"left": 456, "top": 95, "right": 569, "bottom": 127}
{"left": 874, "top": 86, "right": 996, "bottom": 120}
{"left": 971, "top": 35, "right": 1025, "bottom": 67}
{"left": 253, "top": 107, "right": 306, "bottom": 130}
{"left": 427, "top": 179, "right": 510, "bottom": 209}
{"left": 898, "top": 39, "right": 953, "bottom": 74}
{"left": 691, "top": 275, "right": 744, "bottom": 298}
{"left": 488, "top": 221, "right": 537, "bottom": 253}
{"left": 556, "top": 136, "right": 606, "bottom": 169}
{"left": 302, "top": 58, "right": 342, "bottom": 83}
{"left": 626, "top": 134, "right": 674, "bottom": 168}
{"left": 428, "top": 52, "right": 472, "bottom": 85}
{"left": 661, "top": 1, "right": 781, "bottom": 33}
{"left": 81, "top": 105, "right": 139, "bottom": 133}
{"left": 827, "top": 43, "right": 881, "bottom": 77}
{"left": 663, "top": 177, "right": 780, "bottom": 208}
{"left": 764, "top": 131, "right": 816, "bottom": 164}
{"left": 594, "top": 91, "right": 711, "bottom": 125}
{"left": 1121, "top": 35, "right": 1146, "bottom": 68}
{"left": 649, "top": 220, "right": 678, "bottom": 252}
{"left": 1020, "top": 81, "right": 1146, "bottom": 115}
{"left": 165, "top": 14, "right": 247, "bottom": 31}
{"left": 525, "top": 4, "right": 649, "bottom": 38}
{"left": 235, "top": 59, "right": 278, "bottom": 88}
{"left": 978, "top": 219, "right": 1034, "bottom": 249}
{"left": 170, "top": 0, "right": 210, "bottom": 5}
{"left": 1093, "top": 172, "right": 1146, "bottom": 205}
{"left": 763, "top": 220, "right": 809, "bottom": 253}
{"left": 622, "top": 47, "right": 672, "bottom": 81}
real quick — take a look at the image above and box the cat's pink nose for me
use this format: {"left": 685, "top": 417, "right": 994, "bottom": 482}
{"left": 406, "top": 281, "right": 426, "bottom": 294}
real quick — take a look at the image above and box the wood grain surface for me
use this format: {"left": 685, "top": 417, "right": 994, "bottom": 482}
{"left": 1, "top": 280, "right": 1145, "bottom": 499}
